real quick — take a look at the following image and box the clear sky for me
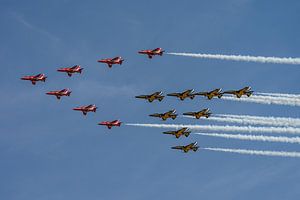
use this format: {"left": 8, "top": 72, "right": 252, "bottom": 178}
{"left": 1, "top": 0, "right": 300, "bottom": 199}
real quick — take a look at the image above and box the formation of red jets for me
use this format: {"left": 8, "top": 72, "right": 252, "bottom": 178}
{"left": 20, "top": 48, "right": 164, "bottom": 130}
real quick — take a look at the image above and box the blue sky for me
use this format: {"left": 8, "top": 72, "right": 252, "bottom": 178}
{"left": 1, "top": 0, "right": 300, "bottom": 199}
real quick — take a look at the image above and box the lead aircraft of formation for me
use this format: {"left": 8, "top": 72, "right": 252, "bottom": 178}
{"left": 57, "top": 65, "right": 83, "bottom": 77}
{"left": 21, "top": 73, "right": 47, "bottom": 85}
{"left": 223, "top": 86, "right": 253, "bottom": 98}
{"left": 135, "top": 91, "right": 165, "bottom": 102}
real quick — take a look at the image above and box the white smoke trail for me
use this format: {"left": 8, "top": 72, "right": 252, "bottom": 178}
{"left": 215, "top": 114, "right": 300, "bottom": 127}
{"left": 183, "top": 115, "right": 286, "bottom": 127}
{"left": 195, "top": 132, "right": 300, "bottom": 144}
{"left": 167, "top": 52, "right": 300, "bottom": 65}
{"left": 222, "top": 96, "right": 300, "bottom": 107}
{"left": 126, "top": 123, "right": 300, "bottom": 134}
{"left": 250, "top": 95, "right": 300, "bottom": 102}
{"left": 256, "top": 92, "right": 300, "bottom": 99}
{"left": 203, "top": 147, "right": 300, "bottom": 158}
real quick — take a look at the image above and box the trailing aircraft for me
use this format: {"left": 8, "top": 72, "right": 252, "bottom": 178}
{"left": 163, "top": 127, "right": 191, "bottom": 138}
{"left": 194, "top": 88, "right": 223, "bottom": 100}
{"left": 73, "top": 104, "right": 97, "bottom": 115}
{"left": 171, "top": 142, "right": 199, "bottom": 153}
{"left": 97, "top": 57, "right": 124, "bottom": 68}
{"left": 138, "top": 48, "right": 164, "bottom": 59}
{"left": 98, "top": 120, "right": 122, "bottom": 129}
{"left": 57, "top": 65, "right": 83, "bottom": 77}
{"left": 167, "top": 89, "right": 195, "bottom": 101}
{"left": 149, "top": 109, "right": 177, "bottom": 121}
{"left": 46, "top": 89, "right": 71, "bottom": 99}
{"left": 21, "top": 73, "right": 47, "bottom": 85}
{"left": 183, "top": 108, "right": 211, "bottom": 119}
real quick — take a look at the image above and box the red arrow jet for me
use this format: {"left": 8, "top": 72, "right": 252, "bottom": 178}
{"left": 97, "top": 57, "right": 124, "bottom": 68}
{"left": 73, "top": 104, "right": 97, "bottom": 115}
{"left": 21, "top": 73, "right": 47, "bottom": 85}
{"left": 138, "top": 48, "right": 164, "bottom": 59}
{"left": 46, "top": 89, "right": 71, "bottom": 100}
{"left": 57, "top": 65, "right": 83, "bottom": 77}
{"left": 98, "top": 120, "right": 122, "bottom": 129}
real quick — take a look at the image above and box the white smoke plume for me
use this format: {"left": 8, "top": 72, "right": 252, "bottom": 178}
{"left": 222, "top": 96, "right": 300, "bottom": 107}
{"left": 215, "top": 114, "right": 300, "bottom": 127}
{"left": 126, "top": 123, "right": 300, "bottom": 134}
{"left": 256, "top": 92, "right": 300, "bottom": 99}
{"left": 167, "top": 52, "right": 300, "bottom": 65}
{"left": 203, "top": 147, "right": 300, "bottom": 158}
{"left": 195, "top": 132, "right": 300, "bottom": 144}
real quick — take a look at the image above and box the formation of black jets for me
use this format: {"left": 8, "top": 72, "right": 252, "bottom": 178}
{"left": 21, "top": 47, "right": 254, "bottom": 153}
{"left": 135, "top": 82, "right": 253, "bottom": 152}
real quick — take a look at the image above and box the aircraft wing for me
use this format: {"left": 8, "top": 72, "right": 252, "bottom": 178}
{"left": 153, "top": 92, "right": 162, "bottom": 96}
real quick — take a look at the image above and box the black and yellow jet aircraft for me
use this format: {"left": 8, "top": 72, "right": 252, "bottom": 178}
{"left": 167, "top": 89, "right": 195, "bottom": 101}
{"left": 135, "top": 91, "right": 164, "bottom": 102}
{"left": 183, "top": 108, "right": 211, "bottom": 119}
{"left": 223, "top": 86, "right": 253, "bottom": 98}
{"left": 163, "top": 127, "right": 191, "bottom": 138}
{"left": 149, "top": 109, "right": 177, "bottom": 121}
{"left": 194, "top": 88, "right": 223, "bottom": 100}
{"left": 171, "top": 142, "right": 199, "bottom": 153}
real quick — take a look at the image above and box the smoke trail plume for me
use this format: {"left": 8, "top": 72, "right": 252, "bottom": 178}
{"left": 203, "top": 147, "right": 300, "bottom": 158}
{"left": 256, "top": 92, "right": 300, "bottom": 98}
{"left": 222, "top": 96, "right": 300, "bottom": 107}
{"left": 126, "top": 123, "right": 300, "bottom": 134}
{"left": 195, "top": 132, "right": 300, "bottom": 144}
{"left": 167, "top": 52, "right": 300, "bottom": 65}
{"left": 215, "top": 114, "right": 300, "bottom": 127}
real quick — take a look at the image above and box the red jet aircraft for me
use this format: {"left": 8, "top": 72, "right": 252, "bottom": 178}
{"left": 21, "top": 73, "right": 47, "bottom": 85}
{"left": 57, "top": 65, "right": 83, "bottom": 77}
{"left": 73, "top": 104, "right": 97, "bottom": 115}
{"left": 97, "top": 57, "right": 124, "bottom": 68}
{"left": 138, "top": 48, "right": 164, "bottom": 59}
{"left": 98, "top": 120, "right": 122, "bottom": 129}
{"left": 46, "top": 89, "right": 71, "bottom": 100}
